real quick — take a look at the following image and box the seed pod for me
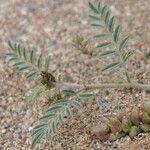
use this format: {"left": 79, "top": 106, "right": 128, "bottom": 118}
{"left": 140, "top": 124, "right": 150, "bottom": 133}
{"left": 117, "top": 110, "right": 126, "bottom": 122}
{"left": 90, "top": 124, "right": 110, "bottom": 141}
{"left": 108, "top": 117, "right": 122, "bottom": 134}
{"left": 109, "top": 132, "right": 126, "bottom": 142}
{"left": 130, "top": 108, "right": 140, "bottom": 125}
{"left": 141, "top": 102, "right": 150, "bottom": 115}
{"left": 122, "top": 116, "right": 132, "bottom": 133}
{"left": 90, "top": 124, "right": 110, "bottom": 137}
{"left": 129, "top": 126, "right": 141, "bottom": 139}
{"left": 140, "top": 112, "right": 150, "bottom": 124}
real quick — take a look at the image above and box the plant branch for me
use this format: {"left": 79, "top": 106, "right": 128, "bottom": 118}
{"left": 56, "top": 82, "right": 150, "bottom": 91}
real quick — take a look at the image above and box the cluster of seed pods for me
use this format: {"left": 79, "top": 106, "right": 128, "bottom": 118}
{"left": 90, "top": 102, "right": 150, "bottom": 141}
{"left": 72, "top": 34, "right": 96, "bottom": 56}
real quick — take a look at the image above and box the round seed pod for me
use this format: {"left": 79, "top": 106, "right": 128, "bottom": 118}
{"left": 122, "top": 116, "right": 132, "bottom": 133}
{"left": 130, "top": 108, "right": 140, "bottom": 125}
{"left": 117, "top": 110, "right": 126, "bottom": 122}
{"left": 129, "top": 126, "right": 141, "bottom": 139}
{"left": 140, "top": 124, "right": 150, "bottom": 133}
{"left": 90, "top": 124, "right": 110, "bottom": 141}
{"left": 108, "top": 117, "right": 122, "bottom": 134}
{"left": 90, "top": 124, "right": 110, "bottom": 137}
{"left": 140, "top": 112, "right": 150, "bottom": 124}
{"left": 109, "top": 132, "right": 126, "bottom": 142}
{"left": 141, "top": 102, "right": 150, "bottom": 115}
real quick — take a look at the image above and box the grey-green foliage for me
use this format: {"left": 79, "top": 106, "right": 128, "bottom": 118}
{"left": 27, "top": 85, "right": 46, "bottom": 101}
{"left": 6, "top": 40, "right": 51, "bottom": 79}
{"left": 6, "top": 41, "right": 93, "bottom": 148}
{"left": 6, "top": 41, "right": 52, "bottom": 102}
{"left": 32, "top": 90, "right": 93, "bottom": 148}
{"left": 89, "top": 2, "right": 135, "bottom": 71}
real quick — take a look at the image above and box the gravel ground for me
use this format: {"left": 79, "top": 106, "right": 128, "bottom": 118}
{"left": 0, "top": 0, "right": 150, "bottom": 150}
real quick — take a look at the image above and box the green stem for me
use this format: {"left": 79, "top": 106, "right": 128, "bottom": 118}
{"left": 56, "top": 82, "right": 150, "bottom": 91}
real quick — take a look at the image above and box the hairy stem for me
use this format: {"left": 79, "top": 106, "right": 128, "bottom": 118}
{"left": 56, "top": 82, "right": 150, "bottom": 91}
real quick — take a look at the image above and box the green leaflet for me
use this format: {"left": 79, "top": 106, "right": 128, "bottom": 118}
{"left": 58, "top": 113, "right": 64, "bottom": 123}
{"left": 46, "top": 105, "right": 62, "bottom": 113}
{"left": 122, "top": 50, "right": 135, "bottom": 62}
{"left": 96, "top": 42, "right": 112, "bottom": 49}
{"left": 105, "top": 10, "right": 110, "bottom": 25}
{"left": 114, "top": 25, "right": 121, "bottom": 42}
{"left": 101, "top": 62, "right": 120, "bottom": 71}
{"left": 99, "top": 50, "right": 117, "bottom": 58}
{"left": 78, "top": 93, "right": 93, "bottom": 98}
{"left": 37, "top": 54, "right": 42, "bottom": 69}
{"left": 30, "top": 50, "right": 34, "bottom": 63}
{"left": 89, "top": 15, "right": 100, "bottom": 20}
{"left": 13, "top": 62, "right": 25, "bottom": 67}
{"left": 72, "top": 100, "right": 83, "bottom": 109}
{"left": 51, "top": 121, "right": 57, "bottom": 132}
{"left": 18, "top": 66, "right": 32, "bottom": 71}
{"left": 31, "top": 132, "right": 45, "bottom": 149}
{"left": 89, "top": 2, "right": 100, "bottom": 14}
{"left": 17, "top": 44, "right": 21, "bottom": 56}
{"left": 94, "top": 33, "right": 110, "bottom": 39}
{"left": 40, "top": 113, "right": 55, "bottom": 120}
{"left": 98, "top": 2, "right": 101, "bottom": 12}
{"left": 33, "top": 123, "right": 48, "bottom": 130}
{"left": 45, "top": 55, "right": 50, "bottom": 72}
{"left": 109, "top": 16, "right": 115, "bottom": 32}
{"left": 53, "top": 98, "right": 69, "bottom": 105}
{"left": 5, "top": 53, "right": 16, "bottom": 57}
{"left": 91, "top": 23, "right": 104, "bottom": 28}
{"left": 7, "top": 56, "right": 18, "bottom": 61}
{"left": 101, "top": 5, "right": 107, "bottom": 17}
{"left": 23, "top": 48, "right": 27, "bottom": 61}
{"left": 32, "top": 128, "right": 46, "bottom": 137}
{"left": 62, "top": 89, "right": 76, "bottom": 96}
{"left": 65, "top": 107, "right": 72, "bottom": 116}
{"left": 26, "top": 72, "right": 37, "bottom": 79}
{"left": 119, "top": 36, "right": 129, "bottom": 50}
{"left": 8, "top": 40, "right": 16, "bottom": 53}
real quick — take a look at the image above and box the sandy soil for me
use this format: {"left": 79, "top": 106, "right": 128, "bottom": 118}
{"left": 0, "top": 0, "right": 150, "bottom": 149}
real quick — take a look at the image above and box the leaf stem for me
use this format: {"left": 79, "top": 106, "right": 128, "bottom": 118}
{"left": 56, "top": 82, "right": 150, "bottom": 91}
